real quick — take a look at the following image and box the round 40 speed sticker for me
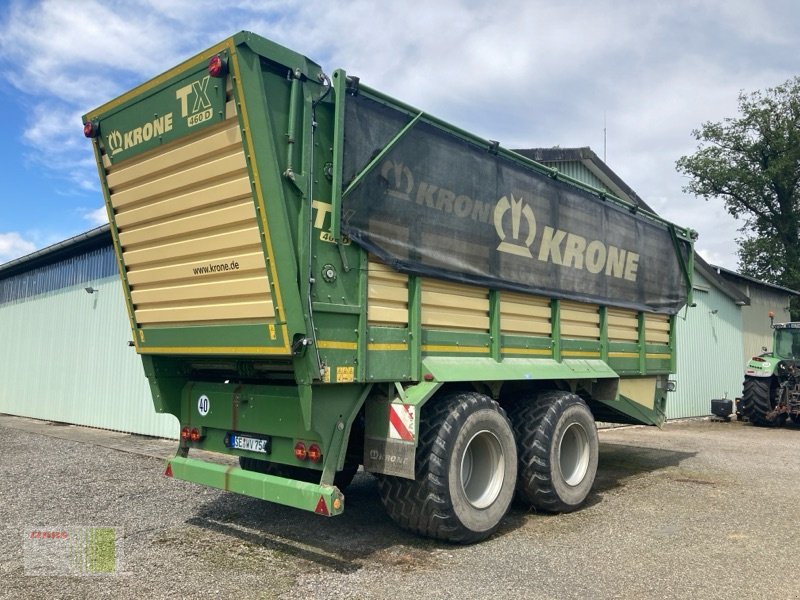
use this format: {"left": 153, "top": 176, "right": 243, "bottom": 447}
{"left": 197, "top": 394, "right": 210, "bottom": 416}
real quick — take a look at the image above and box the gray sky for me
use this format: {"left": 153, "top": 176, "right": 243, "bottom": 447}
{"left": 1, "top": 0, "right": 798, "bottom": 268}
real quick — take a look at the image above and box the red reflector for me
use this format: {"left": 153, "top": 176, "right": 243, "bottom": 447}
{"left": 180, "top": 426, "right": 190, "bottom": 440}
{"left": 308, "top": 443, "right": 322, "bottom": 463}
{"left": 190, "top": 428, "right": 201, "bottom": 442}
{"left": 164, "top": 463, "right": 173, "bottom": 477}
{"left": 294, "top": 441, "right": 307, "bottom": 461}
{"left": 423, "top": 373, "right": 434, "bottom": 381}
{"left": 314, "top": 496, "right": 329, "bottom": 516}
{"left": 83, "top": 121, "right": 96, "bottom": 138}
{"left": 208, "top": 54, "right": 227, "bottom": 78}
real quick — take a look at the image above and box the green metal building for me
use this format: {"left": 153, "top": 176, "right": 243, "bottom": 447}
{"left": 0, "top": 226, "right": 176, "bottom": 438}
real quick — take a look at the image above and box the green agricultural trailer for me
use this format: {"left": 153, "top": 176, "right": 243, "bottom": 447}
{"left": 84, "top": 31, "right": 694, "bottom": 543}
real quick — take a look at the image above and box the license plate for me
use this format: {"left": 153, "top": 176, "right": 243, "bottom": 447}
{"left": 228, "top": 433, "right": 271, "bottom": 454}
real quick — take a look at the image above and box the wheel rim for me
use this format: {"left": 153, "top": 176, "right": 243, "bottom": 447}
{"left": 460, "top": 429, "right": 505, "bottom": 509}
{"left": 559, "top": 422, "right": 590, "bottom": 486}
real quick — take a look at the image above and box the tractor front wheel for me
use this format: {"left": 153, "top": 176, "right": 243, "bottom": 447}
{"left": 741, "top": 377, "right": 776, "bottom": 427}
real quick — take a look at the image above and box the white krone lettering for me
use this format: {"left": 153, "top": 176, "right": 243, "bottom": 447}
{"left": 537, "top": 226, "right": 566, "bottom": 265}
{"left": 175, "top": 84, "right": 192, "bottom": 117}
{"left": 605, "top": 247, "right": 626, "bottom": 278}
{"left": 535, "top": 226, "right": 639, "bottom": 282}
{"left": 118, "top": 113, "right": 175, "bottom": 152}
{"left": 585, "top": 240, "right": 607, "bottom": 274}
{"left": 311, "top": 200, "right": 333, "bottom": 229}
{"left": 624, "top": 252, "right": 640, "bottom": 281}
{"left": 563, "top": 233, "right": 587, "bottom": 269}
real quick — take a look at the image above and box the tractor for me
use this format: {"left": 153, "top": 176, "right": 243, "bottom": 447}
{"left": 742, "top": 321, "right": 800, "bottom": 426}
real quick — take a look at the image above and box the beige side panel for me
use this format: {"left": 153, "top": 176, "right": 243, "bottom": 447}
{"left": 645, "top": 313, "right": 671, "bottom": 344}
{"left": 105, "top": 118, "right": 242, "bottom": 190}
{"left": 111, "top": 153, "right": 247, "bottom": 209}
{"left": 421, "top": 279, "right": 489, "bottom": 332}
{"left": 608, "top": 308, "right": 639, "bottom": 342}
{"left": 131, "top": 276, "right": 270, "bottom": 305}
{"left": 367, "top": 256, "right": 409, "bottom": 327}
{"left": 500, "top": 291, "right": 551, "bottom": 336}
{"left": 560, "top": 300, "right": 600, "bottom": 340}
{"left": 104, "top": 100, "right": 275, "bottom": 329}
{"left": 618, "top": 377, "right": 656, "bottom": 410}
{"left": 135, "top": 299, "right": 275, "bottom": 325}
{"left": 122, "top": 226, "right": 262, "bottom": 267}
{"left": 127, "top": 251, "right": 266, "bottom": 287}
{"left": 114, "top": 176, "right": 251, "bottom": 229}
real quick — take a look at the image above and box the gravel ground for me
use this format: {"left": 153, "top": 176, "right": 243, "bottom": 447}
{"left": 1, "top": 415, "right": 799, "bottom": 599}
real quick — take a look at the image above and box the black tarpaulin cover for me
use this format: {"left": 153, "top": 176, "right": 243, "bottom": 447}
{"left": 341, "top": 93, "right": 690, "bottom": 315}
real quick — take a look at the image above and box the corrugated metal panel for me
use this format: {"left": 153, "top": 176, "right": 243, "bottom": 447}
{"left": 0, "top": 274, "right": 178, "bottom": 439}
{"left": 669, "top": 270, "right": 744, "bottom": 419}
{"left": 367, "top": 255, "right": 408, "bottom": 326}
{"left": 421, "top": 278, "right": 489, "bottom": 331}
{"left": 0, "top": 245, "right": 116, "bottom": 304}
{"left": 536, "top": 160, "right": 610, "bottom": 192}
{"left": 740, "top": 286, "right": 792, "bottom": 361}
{"left": 105, "top": 97, "right": 274, "bottom": 328}
{"left": 499, "top": 291, "right": 551, "bottom": 336}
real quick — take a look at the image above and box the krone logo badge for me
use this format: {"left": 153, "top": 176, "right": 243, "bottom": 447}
{"left": 106, "top": 130, "right": 123, "bottom": 156}
{"left": 494, "top": 194, "right": 536, "bottom": 257}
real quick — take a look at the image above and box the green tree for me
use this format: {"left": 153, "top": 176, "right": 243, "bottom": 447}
{"left": 676, "top": 76, "right": 800, "bottom": 311}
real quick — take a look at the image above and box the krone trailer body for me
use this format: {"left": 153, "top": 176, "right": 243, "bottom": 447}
{"left": 84, "top": 32, "right": 694, "bottom": 543}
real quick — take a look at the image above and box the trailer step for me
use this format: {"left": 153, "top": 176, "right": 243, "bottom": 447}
{"left": 165, "top": 456, "right": 345, "bottom": 516}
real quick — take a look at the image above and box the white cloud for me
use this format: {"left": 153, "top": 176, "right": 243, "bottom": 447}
{"left": 83, "top": 207, "right": 109, "bottom": 226}
{"left": 0, "top": 0, "right": 798, "bottom": 273}
{"left": 0, "top": 232, "right": 37, "bottom": 263}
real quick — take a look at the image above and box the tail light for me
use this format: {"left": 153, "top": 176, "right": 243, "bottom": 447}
{"left": 752, "top": 357, "right": 766, "bottom": 363}
{"left": 190, "top": 428, "right": 202, "bottom": 442}
{"left": 208, "top": 54, "right": 228, "bottom": 78}
{"left": 83, "top": 121, "right": 98, "bottom": 138}
{"left": 307, "top": 443, "right": 322, "bottom": 463}
{"left": 294, "top": 441, "right": 307, "bottom": 461}
{"left": 180, "top": 426, "right": 190, "bottom": 440}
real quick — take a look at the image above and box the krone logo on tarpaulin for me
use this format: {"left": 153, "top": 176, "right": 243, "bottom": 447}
{"left": 494, "top": 194, "right": 536, "bottom": 258}
{"left": 382, "top": 160, "right": 414, "bottom": 200}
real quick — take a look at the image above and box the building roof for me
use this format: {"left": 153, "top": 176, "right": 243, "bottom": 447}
{"left": 0, "top": 225, "right": 111, "bottom": 280}
{"left": 514, "top": 146, "right": 652, "bottom": 211}
{"left": 515, "top": 146, "right": 754, "bottom": 306}
{"left": 712, "top": 264, "right": 800, "bottom": 296}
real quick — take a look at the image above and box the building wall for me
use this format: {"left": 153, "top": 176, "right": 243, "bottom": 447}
{"left": 732, "top": 283, "right": 792, "bottom": 362}
{"left": 670, "top": 270, "right": 745, "bottom": 418}
{"left": 0, "top": 249, "right": 177, "bottom": 438}
{"left": 535, "top": 158, "right": 611, "bottom": 192}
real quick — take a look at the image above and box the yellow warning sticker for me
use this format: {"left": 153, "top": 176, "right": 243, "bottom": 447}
{"left": 321, "top": 365, "right": 331, "bottom": 383}
{"left": 336, "top": 366, "right": 354, "bottom": 383}
{"left": 268, "top": 324, "right": 276, "bottom": 340}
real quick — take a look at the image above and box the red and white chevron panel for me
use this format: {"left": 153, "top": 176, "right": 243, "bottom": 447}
{"left": 388, "top": 403, "right": 415, "bottom": 441}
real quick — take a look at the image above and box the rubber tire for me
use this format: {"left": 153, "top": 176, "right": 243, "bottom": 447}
{"left": 239, "top": 456, "right": 358, "bottom": 491}
{"left": 508, "top": 391, "right": 598, "bottom": 513}
{"left": 376, "top": 391, "right": 517, "bottom": 544}
{"left": 741, "top": 377, "right": 776, "bottom": 427}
